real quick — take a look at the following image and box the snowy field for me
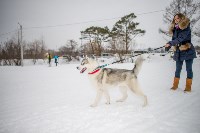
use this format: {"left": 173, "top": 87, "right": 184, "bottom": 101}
{"left": 0, "top": 54, "right": 200, "bottom": 133}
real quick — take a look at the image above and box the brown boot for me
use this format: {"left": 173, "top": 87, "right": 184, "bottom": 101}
{"left": 184, "top": 78, "right": 192, "bottom": 92}
{"left": 171, "top": 77, "right": 180, "bottom": 90}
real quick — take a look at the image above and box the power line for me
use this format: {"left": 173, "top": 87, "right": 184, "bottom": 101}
{"left": 136, "top": 9, "right": 165, "bottom": 15}
{"left": 0, "top": 29, "right": 17, "bottom": 37}
{"left": 0, "top": 9, "right": 165, "bottom": 37}
{"left": 24, "top": 9, "right": 165, "bottom": 29}
{"left": 23, "top": 17, "right": 121, "bottom": 30}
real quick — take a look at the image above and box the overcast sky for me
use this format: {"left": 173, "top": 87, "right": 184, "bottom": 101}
{"left": 0, "top": 0, "right": 172, "bottom": 50}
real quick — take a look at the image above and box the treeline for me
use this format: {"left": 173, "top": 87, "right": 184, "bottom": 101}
{"left": 0, "top": 13, "right": 145, "bottom": 66}
{"left": 0, "top": 37, "right": 47, "bottom": 66}
{"left": 1, "top": 0, "right": 200, "bottom": 66}
{"left": 80, "top": 13, "right": 145, "bottom": 56}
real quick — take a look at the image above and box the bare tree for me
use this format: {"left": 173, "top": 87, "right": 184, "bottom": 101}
{"left": 58, "top": 40, "right": 79, "bottom": 61}
{"left": 24, "top": 38, "right": 47, "bottom": 64}
{"left": 80, "top": 42, "right": 98, "bottom": 56}
{"left": 80, "top": 32, "right": 95, "bottom": 55}
{"left": 107, "top": 36, "right": 127, "bottom": 62}
{"left": 0, "top": 44, "right": 3, "bottom": 65}
{"left": 0, "top": 38, "right": 21, "bottom": 66}
{"left": 160, "top": 0, "right": 200, "bottom": 37}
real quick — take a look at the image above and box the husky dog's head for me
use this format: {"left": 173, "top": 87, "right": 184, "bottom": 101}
{"left": 77, "top": 57, "right": 98, "bottom": 73}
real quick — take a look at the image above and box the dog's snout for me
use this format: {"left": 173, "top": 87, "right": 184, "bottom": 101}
{"left": 77, "top": 66, "right": 80, "bottom": 70}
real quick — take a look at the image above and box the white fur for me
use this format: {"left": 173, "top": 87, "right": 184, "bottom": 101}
{"left": 77, "top": 56, "right": 148, "bottom": 107}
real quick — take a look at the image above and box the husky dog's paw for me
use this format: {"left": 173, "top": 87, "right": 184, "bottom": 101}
{"left": 116, "top": 99, "right": 124, "bottom": 102}
{"left": 142, "top": 102, "right": 148, "bottom": 107}
{"left": 142, "top": 96, "right": 148, "bottom": 107}
{"left": 105, "top": 102, "right": 110, "bottom": 105}
{"left": 142, "top": 104, "right": 147, "bottom": 107}
{"left": 90, "top": 104, "right": 97, "bottom": 107}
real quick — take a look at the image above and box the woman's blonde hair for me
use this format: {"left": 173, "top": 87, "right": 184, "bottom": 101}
{"left": 171, "top": 13, "right": 186, "bottom": 25}
{"left": 169, "top": 13, "right": 189, "bottom": 35}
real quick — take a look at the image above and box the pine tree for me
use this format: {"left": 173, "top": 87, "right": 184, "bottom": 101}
{"left": 81, "top": 26, "right": 110, "bottom": 56}
{"left": 110, "top": 13, "right": 145, "bottom": 54}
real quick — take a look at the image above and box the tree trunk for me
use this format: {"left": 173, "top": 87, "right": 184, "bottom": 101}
{"left": 89, "top": 39, "right": 94, "bottom": 54}
{"left": 125, "top": 27, "right": 128, "bottom": 54}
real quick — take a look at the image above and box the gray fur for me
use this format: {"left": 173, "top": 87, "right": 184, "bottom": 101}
{"left": 132, "top": 56, "right": 144, "bottom": 76}
{"left": 77, "top": 55, "right": 147, "bottom": 107}
{"left": 81, "top": 58, "right": 89, "bottom": 65}
{"left": 96, "top": 68, "right": 136, "bottom": 85}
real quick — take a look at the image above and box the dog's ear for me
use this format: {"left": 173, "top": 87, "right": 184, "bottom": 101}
{"left": 82, "top": 55, "right": 88, "bottom": 59}
{"left": 85, "top": 55, "right": 88, "bottom": 59}
{"left": 91, "top": 55, "right": 95, "bottom": 59}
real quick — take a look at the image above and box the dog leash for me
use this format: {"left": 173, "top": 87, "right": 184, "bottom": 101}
{"left": 88, "top": 45, "right": 165, "bottom": 74}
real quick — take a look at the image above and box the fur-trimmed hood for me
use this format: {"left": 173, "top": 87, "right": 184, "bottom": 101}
{"left": 169, "top": 17, "right": 190, "bottom": 35}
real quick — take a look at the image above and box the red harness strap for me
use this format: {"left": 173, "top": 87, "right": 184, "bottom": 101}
{"left": 88, "top": 68, "right": 101, "bottom": 75}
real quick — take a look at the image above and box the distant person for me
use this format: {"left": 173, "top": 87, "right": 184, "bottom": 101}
{"left": 165, "top": 13, "right": 196, "bottom": 92}
{"left": 54, "top": 55, "right": 59, "bottom": 66}
{"left": 48, "top": 53, "right": 52, "bottom": 67}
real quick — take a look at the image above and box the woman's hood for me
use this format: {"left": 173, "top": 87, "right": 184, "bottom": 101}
{"left": 169, "top": 17, "right": 190, "bottom": 35}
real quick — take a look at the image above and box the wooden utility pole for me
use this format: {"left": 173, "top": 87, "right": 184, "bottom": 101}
{"left": 18, "top": 23, "right": 23, "bottom": 66}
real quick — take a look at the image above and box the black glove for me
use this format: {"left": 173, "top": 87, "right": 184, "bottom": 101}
{"left": 165, "top": 46, "right": 171, "bottom": 52}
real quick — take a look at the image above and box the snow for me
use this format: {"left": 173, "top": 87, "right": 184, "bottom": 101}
{"left": 0, "top": 54, "right": 200, "bottom": 133}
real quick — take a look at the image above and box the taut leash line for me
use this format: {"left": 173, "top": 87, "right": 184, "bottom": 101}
{"left": 88, "top": 45, "right": 165, "bottom": 74}
{"left": 111, "top": 45, "right": 165, "bottom": 65}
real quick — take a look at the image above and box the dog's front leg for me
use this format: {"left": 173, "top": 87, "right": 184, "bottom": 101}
{"left": 90, "top": 89, "right": 103, "bottom": 107}
{"left": 103, "top": 89, "right": 110, "bottom": 105}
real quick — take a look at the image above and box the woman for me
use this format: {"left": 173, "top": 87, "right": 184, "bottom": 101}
{"left": 165, "top": 13, "right": 196, "bottom": 92}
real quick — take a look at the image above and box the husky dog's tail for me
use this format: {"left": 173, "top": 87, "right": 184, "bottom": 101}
{"left": 132, "top": 55, "right": 144, "bottom": 76}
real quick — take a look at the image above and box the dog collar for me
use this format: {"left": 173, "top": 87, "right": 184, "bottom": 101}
{"left": 88, "top": 64, "right": 108, "bottom": 75}
{"left": 88, "top": 68, "right": 101, "bottom": 75}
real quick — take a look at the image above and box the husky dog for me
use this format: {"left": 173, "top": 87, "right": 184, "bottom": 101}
{"left": 77, "top": 56, "right": 147, "bottom": 107}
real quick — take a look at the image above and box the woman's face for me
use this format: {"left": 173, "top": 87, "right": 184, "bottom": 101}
{"left": 174, "top": 15, "right": 181, "bottom": 24}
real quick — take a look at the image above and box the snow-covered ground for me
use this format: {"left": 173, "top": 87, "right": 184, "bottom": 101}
{"left": 0, "top": 54, "right": 200, "bottom": 133}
